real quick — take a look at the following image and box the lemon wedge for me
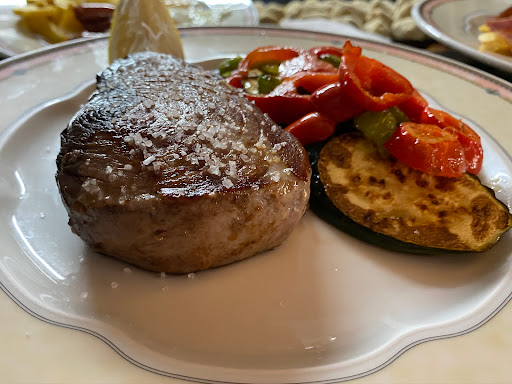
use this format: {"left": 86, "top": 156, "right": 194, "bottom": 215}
{"left": 108, "top": 0, "right": 184, "bottom": 64}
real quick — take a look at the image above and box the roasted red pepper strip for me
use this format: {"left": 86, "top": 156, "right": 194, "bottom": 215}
{"left": 285, "top": 112, "right": 337, "bottom": 146}
{"left": 384, "top": 122, "right": 466, "bottom": 178}
{"left": 309, "top": 46, "right": 345, "bottom": 58}
{"left": 398, "top": 89, "right": 429, "bottom": 122}
{"left": 277, "top": 71, "right": 338, "bottom": 94}
{"left": 339, "top": 41, "right": 413, "bottom": 111}
{"left": 421, "top": 108, "right": 483, "bottom": 174}
{"left": 246, "top": 72, "right": 338, "bottom": 125}
{"left": 237, "top": 46, "right": 303, "bottom": 71}
{"left": 227, "top": 45, "right": 340, "bottom": 88}
{"left": 279, "top": 51, "right": 338, "bottom": 77}
{"left": 246, "top": 94, "right": 314, "bottom": 126}
{"left": 340, "top": 41, "right": 362, "bottom": 56}
{"left": 226, "top": 46, "right": 303, "bottom": 88}
{"left": 311, "top": 82, "right": 365, "bottom": 123}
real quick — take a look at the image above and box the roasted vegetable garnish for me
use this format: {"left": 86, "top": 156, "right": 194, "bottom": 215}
{"left": 218, "top": 56, "right": 242, "bottom": 78}
{"left": 312, "top": 133, "right": 512, "bottom": 253}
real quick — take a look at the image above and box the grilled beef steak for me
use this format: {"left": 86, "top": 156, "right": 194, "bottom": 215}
{"left": 56, "top": 52, "right": 311, "bottom": 274}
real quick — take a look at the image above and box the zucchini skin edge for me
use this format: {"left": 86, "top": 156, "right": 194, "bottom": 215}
{"left": 306, "top": 142, "right": 469, "bottom": 256}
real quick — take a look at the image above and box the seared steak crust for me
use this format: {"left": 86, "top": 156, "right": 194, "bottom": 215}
{"left": 56, "top": 52, "right": 311, "bottom": 273}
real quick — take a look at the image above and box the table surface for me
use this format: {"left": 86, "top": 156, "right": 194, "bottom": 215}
{"left": 2, "top": 20, "right": 512, "bottom": 384}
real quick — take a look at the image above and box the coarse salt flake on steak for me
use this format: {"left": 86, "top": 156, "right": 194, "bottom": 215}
{"left": 56, "top": 52, "right": 311, "bottom": 274}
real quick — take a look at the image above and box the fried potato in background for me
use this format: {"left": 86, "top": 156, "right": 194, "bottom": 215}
{"left": 14, "top": 0, "right": 118, "bottom": 43}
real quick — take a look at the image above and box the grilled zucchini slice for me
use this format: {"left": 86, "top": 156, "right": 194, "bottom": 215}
{"left": 309, "top": 133, "right": 512, "bottom": 253}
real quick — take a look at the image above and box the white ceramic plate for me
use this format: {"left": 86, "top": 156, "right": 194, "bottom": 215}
{"left": 1, "top": 27, "right": 512, "bottom": 384}
{"left": 0, "top": 0, "right": 258, "bottom": 58}
{"left": 412, "top": 0, "right": 512, "bottom": 72}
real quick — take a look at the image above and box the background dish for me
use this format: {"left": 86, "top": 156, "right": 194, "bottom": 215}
{"left": 412, "top": 0, "right": 512, "bottom": 72}
{"left": 1, "top": 27, "right": 512, "bottom": 383}
{"left": 0, "top": 0, "right": 258, "bottom": 57}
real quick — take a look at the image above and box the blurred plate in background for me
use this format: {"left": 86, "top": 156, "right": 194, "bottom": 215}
{"left": 412, "top": 0, "right": 512, "bottom": 72}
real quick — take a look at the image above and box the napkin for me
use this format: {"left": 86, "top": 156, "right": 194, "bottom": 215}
{"left": 279, "top": 18, "right": 392, "bottom": 44}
